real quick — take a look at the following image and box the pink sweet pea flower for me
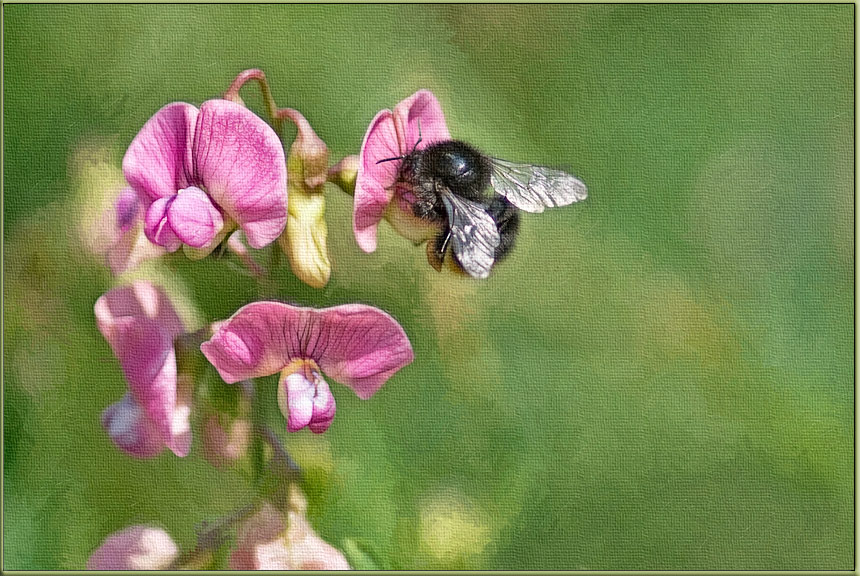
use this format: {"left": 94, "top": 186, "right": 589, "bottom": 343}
{"left": 95, "top": 282, "right": 191, "bottom": 457}
{"left": 105, "top": 187, "right": 166, "bottom": 275}
{"left": 201, "top": 302, "right": 413, "bottom": 433}
{"left": 354, "top": 90, "right": 451, "bottom": 252}
{"left": 123, "top": 99, "right": 287, "bottom": 257}
{"left": 87, "top": 525, "right": 179, "bottom": 570}
{"left": 230, "top": 490, "right": 350, "bottom": 570}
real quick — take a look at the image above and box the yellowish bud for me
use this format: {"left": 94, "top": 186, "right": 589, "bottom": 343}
{"left": 281, "top": 114, "right": 332, "bottom": 288}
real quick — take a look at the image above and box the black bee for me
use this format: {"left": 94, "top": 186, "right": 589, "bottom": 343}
{"left": 379, "top": 138, "right": 587, "bottom": 278}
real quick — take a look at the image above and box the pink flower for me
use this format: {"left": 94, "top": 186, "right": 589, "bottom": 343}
{"left": 105, "top": 187, "right": 166, "bottom": 275}
{"left": 354, "top": 90, "right": 451, "bottom": 252}
{"left": 95, "top": 282, "right": 191, "bottom": 457}
{"left": 200, "top": 302, "right": 413, "bottom": 433}
{"left": 230, "top": 493, "right": 350, "bottom": 570}
{"left": 87, "top": 525, "right": 179, "bottom": 570}
{"left": 123, "top": 99, "right": 287, "bottom": 257}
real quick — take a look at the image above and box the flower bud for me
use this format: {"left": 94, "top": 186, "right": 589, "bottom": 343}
{"left": 87, "top": 525, "right": 179, "bottom": 570}
{"left": 279, "top": 110, "right": 332, "bottom": 288}
{"left": 327, "top": 155, "right": 359, "bottom": 196}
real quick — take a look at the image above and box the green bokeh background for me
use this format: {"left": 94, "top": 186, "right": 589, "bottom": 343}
{"left": 3, "top": 4, "right": 853, "bottom": 570}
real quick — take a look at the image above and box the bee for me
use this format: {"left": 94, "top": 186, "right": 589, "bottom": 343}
{"left": 378, "top": 139, "right": 588, "bottom": 278}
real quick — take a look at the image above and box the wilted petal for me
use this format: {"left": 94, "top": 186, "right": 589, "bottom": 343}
{"left": 167, "top": 186, "right": 224, "bottom": 248}
{"left": 87, "top": 525, "right": 179, "bottom": 570}
{"left": 193, "top": 99, "right": 287, "bottom": 249}
{"left": 202, "top": 414, "right": 251, "bottom": 468}
{"left": 101, "top": 394, "right": 165, "bottom": 459}
{"left": 354, "top": 109, "right": 399, "bottom": 253}
{"left": 123, "top": 102, "right": 197, "bottom": 202}
{"left": 144, "top": 196, "right": 183, "bottom": 252}
{"left": 392, "top": 89, "right": 451, "bottom": 155}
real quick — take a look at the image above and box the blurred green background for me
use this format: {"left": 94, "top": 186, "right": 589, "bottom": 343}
{"left": 3, "top": 4, "right": 853, "bottom": 570}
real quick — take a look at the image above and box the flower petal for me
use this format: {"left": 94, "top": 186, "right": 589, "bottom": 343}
{"left": 144, "top": 196, "right": 182, "bottom": 252}
{"left": 109, "top": 318, "right": 178, "bottom": 448}
{"left": 392, "top": 89, "right": 451, "bottom": 154}
{"left": 354, "top": 109, "right": 399, "bottom": 253}
{"left": 115, "top": 188, "right": 141, "bottom": 233}
{"left": 280, "top": 372, "right": 315, "bottom": 432}
{"left": 167, "top": 186, "right": 224, "bottom": 248}
{"left": 200, "top": 302, "right": 304, "bottom": 383}
{"left": 307, "top": 376, "right": 336, "bottom": 434}
{"left": 87, "top": 525, "right": 179, "bottom": 570}
{"left": 101, "top": 394, "right": 165, "bottom": 458}
{"left": 313, "top": 304, "right": 414, "bottom": 399}
{"left": 193, "top": 99, "right": 287, "bottom": 249}
{"left": 123, "top": 102, "right": 197, "bottom": 202}
{"left": 95, "top": 282, "right": 185, "bottom": 346}
{"left": 201, "top": 302, "right": 413, "bottom": 399}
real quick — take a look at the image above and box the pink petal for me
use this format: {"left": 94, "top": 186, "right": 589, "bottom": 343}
{"left": 354, "top": 91, "right": 451, "bottom": 253}
{"left": 392, "top": 89, "right": 451, "bottom": 154}
{"left": 95, "top": 282, "right": 185, "bottom": 345}
{"left": 123, "top": 102, "right": 198, "bottom": 202}
{"left": 193, "top": 99, "right": 287, "bottom": 249}
{"left": 95, "top": 283, "right": 189, "bottom": 457}
{"left": 200, "top": 302, "right": 304, "bottom": 383}
{"left": 229, "top": 503, "right": 290, "bottom": 570}
{"left": 109, "top": 318, "right": 178, "bottom": 448}
{"left": 307, "top": 376, "right": 336, "bottom": 434}
{"left": 101, "top": 394, "right": 165, "bottom": 459}
{"left": 278, "top": 371, "right": 337, "bottom": 434}
{"left": 107, "top": 222, "right": 165, "bottom": 276}
{"left": 87, "top": 525, "right": 179, "bottom": 570}
{"left": 354, "top": 109, "right": 399, "bottom": 253}
{"left": 280, "top": 372, "right": 314, "bottom": 432}
{"left": 313, "top": 304, "right": 414, "bottom": 399}
{"left": 144, "top": 196, "right": 182, "bottom": 252}
{"left": 115, "top": 188, "right": 141, "bottom": 233}
{"left": 167, "top": 186, "right": 224, "bottom": 248}
{"left": 201, "top": 302, "right": 413, "bottom": 399}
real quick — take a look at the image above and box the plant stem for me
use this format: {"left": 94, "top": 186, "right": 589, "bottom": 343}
{"left": 168, "top": 504, "right": 256, "bottom": 570}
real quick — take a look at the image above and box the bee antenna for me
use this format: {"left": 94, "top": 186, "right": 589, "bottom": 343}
{"left": 375, "top": 155, "right": 406, "bottom": 165}
{"left": 411, "top": 119, "right": 423, "bottom": 154}
{"left": 375, "top": 120, "right": 424, "bottom": 165}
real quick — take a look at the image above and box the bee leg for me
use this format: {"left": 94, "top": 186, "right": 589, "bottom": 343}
{"left": 426, "top": 228, "right": 451, "bottom": 273}
{"left": 437, "top": 228, "right": 452, "bottom": 261}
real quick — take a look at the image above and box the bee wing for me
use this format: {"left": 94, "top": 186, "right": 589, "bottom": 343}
{"left": 439, "top": 192, "right": 501, "bottom": 279}
{"left": 490, "top": 158, "right": 588, "bottom": 213}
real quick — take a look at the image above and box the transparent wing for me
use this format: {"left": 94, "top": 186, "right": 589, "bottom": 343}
{"left": 490, "top": 158, "right": 588, "bottom": 213}
{"left": 440, "top": 193, "right": 500, "bottom": 279}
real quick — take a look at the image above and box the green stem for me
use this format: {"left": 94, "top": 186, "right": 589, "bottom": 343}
{"left": 168, "top": 503, "right": 256, "bottom": 570}
{"left": 223, "top": 69, "right": 284, "bottom": 135}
